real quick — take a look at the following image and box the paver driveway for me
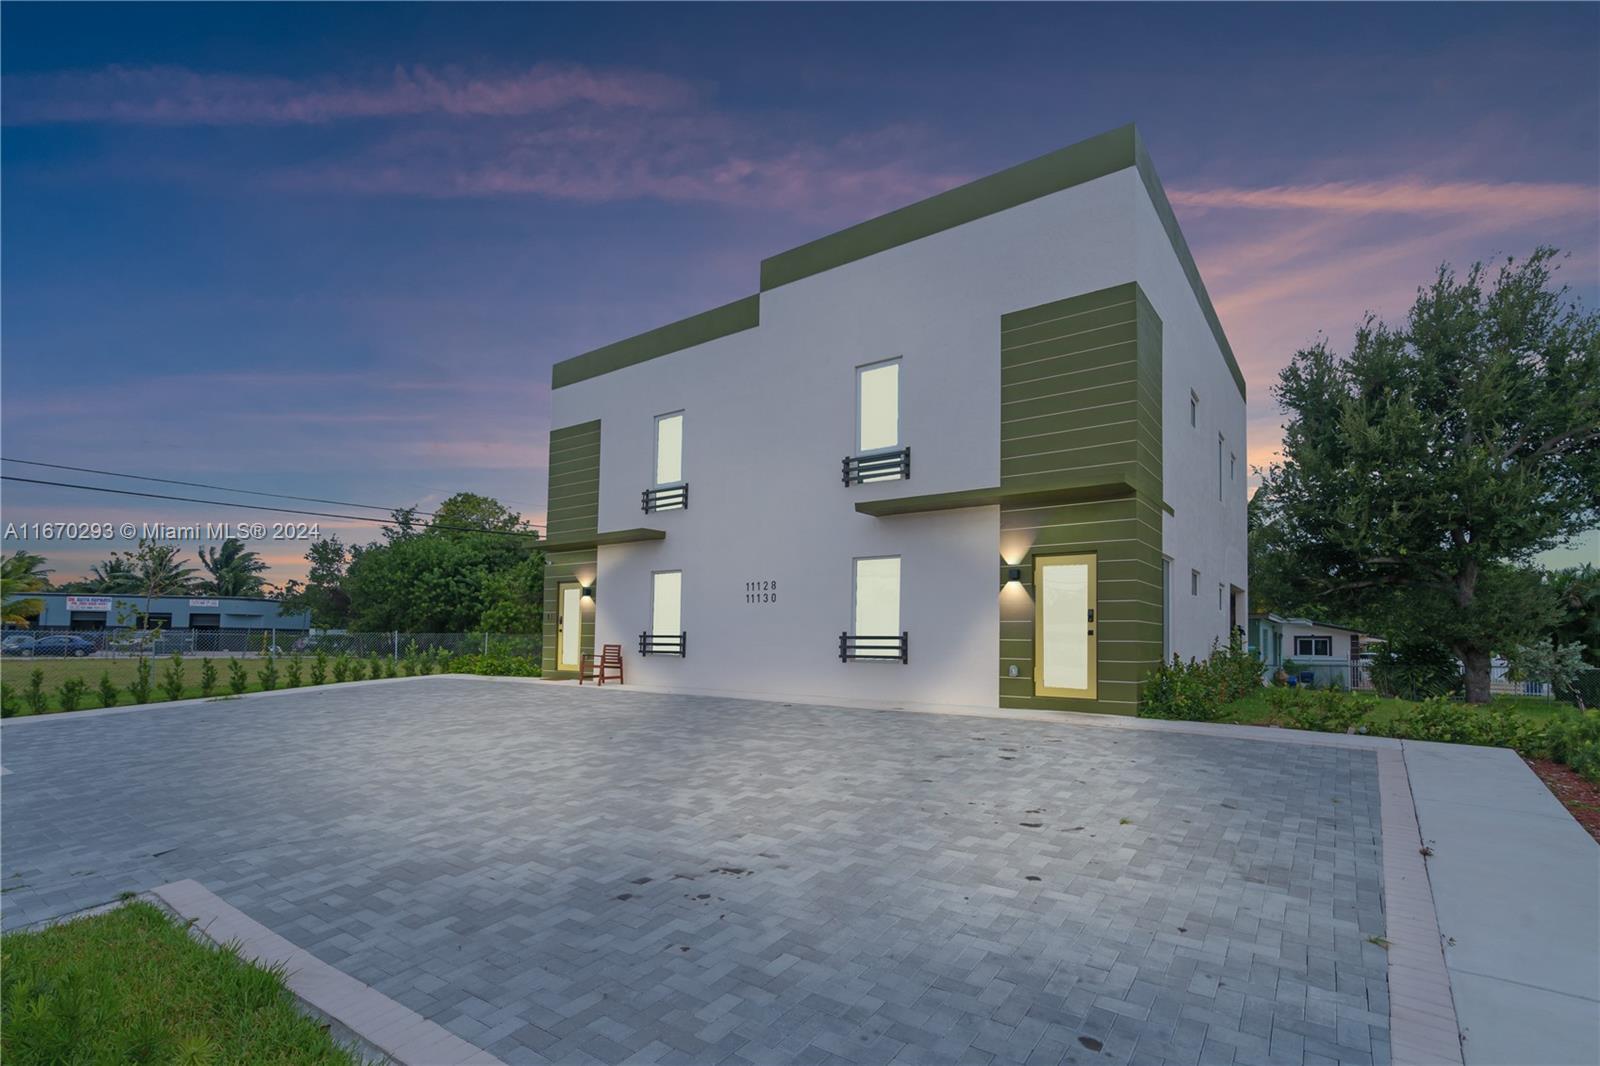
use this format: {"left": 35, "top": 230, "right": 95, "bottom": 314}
{"left": 1, "top": 678, "right": 1390, "bottom": 1065}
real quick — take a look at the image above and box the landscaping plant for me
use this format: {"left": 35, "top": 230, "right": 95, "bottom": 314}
{"left": 258, "top": 652, "right": 279, "bottom": 692}
{"left": 1269, "top": 687, "right": 1375, "bottom": 734}
{"left": 1546, "top": 713, "right": 1600, "bottom": 782}
{"left": 285, "top": 656, "right": 303, "bottom": 688}
{"left": 311, "top": 648, "right": 329, "bottom": 686}
{"left": 25, "top": 668, "right": 48, "bottom": 715}
{"left": 367, "top": 654, "right": 382, "bottom": 681}
{"left": 1139, "top": 656, "right": 1226, "bottom": 722}
{"left": 159, "top": 653, "right": 186, "bottom": 702}
{"left": 199, "top": 659, "right": 218, "bottom": 698}
{"left": 227, "top": 658, "right": 249, "bottom": 696}
{"left": 1208, "top": 632, "right": 1264, "bottom": 702}
{"left": 1, "top": 681, "right": 21, "bottom": 718}
{"left": 125, "top": 659, "right": 153, "bottom": 706}
{"left": 55, "top": 677, "right": 88, "bottom": 713}
{"left": 331, "top": 653, "right": 351, "bottom": 684}
{"left": 96, "top": 671, "right": 120, "bottom": 709}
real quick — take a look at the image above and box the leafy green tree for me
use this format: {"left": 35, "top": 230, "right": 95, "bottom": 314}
{"left": 1546, "top": 564, "right": 1600, "bottom": 666}
{"left": 79, "top": 557, "right": 140, "bottom": 593}
{"left": 126, "top": 658, "right": 153, "bottom": 705}
{"left": 200, "top": 659, "right": 218, "bottom": 698}
{"left": 278, "top": 537, "right": 351, "bottom": 628}
{"left": 1, "top": 550, "right": 51, "bottom": 627}
{"left": 56, "top": 678, "right": 87, "bottom": 713}
{"left": 1258, "top": 250, "right": 1600, "bottom": 702}
{"left": 107, "top": 541, "right": 198, "bottom": 626}
{"left": 197, "top": 538, "right": 268, "bottom": 597}
{"left": 1506, "top": 637, "right": 1592, "bottom": 710}
{"left": 227, "top": 658, "right": 248, "bottom": 695}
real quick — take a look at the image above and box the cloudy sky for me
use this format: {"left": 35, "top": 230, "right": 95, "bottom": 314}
{"left": 3, "top": 2, "right": 1597, "bottom": 583}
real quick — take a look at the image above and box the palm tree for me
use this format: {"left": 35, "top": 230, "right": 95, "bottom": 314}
{"left": 83, "top": 557, "right": 140, "bottom": 593}
{"left": 1, "top": 550, "right": 52, "bottom": 628}
{"left": 119, "top": 541, "right": 197, "bottom": 628}
{"left": 198, "top": 538, "right": 268, "bottom": 597}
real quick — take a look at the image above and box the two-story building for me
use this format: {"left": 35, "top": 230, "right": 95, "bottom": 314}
{"left": 539, "top": 124, "right": 1247, "bottom": 714}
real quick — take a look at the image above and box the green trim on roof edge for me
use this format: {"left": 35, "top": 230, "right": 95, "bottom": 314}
{"left": 552, "top": 295, "right": 759, "bottom": 389}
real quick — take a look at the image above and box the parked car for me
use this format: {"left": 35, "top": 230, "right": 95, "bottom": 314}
{"left": 2, "top": 634, "right": 36, "bottom": 656}
{"left": 31, "top": 635, "right": 97, "bottom": 657}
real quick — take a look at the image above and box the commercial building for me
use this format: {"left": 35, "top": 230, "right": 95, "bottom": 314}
{"left": 20, "top": 592, "right": 310, "bottom": 637}
{"left": 539, "top": 124, "right": 1247, "bottom": 714}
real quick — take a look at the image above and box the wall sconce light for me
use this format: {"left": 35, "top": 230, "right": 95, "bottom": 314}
{"left": 1001, "top": 567, "right": 1022, "bottom": 590}
{"left": 580, "top": 584, "right": 595, "bottom": 601}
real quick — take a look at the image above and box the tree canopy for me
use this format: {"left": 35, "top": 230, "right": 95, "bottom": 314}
{"left": 1255, "top": 249, "right": 1599, "bottom": 701}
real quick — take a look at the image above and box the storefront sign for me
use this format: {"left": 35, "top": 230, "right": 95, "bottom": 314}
{"left": 64, "top": 596, "right": 113, "bottom": 612}
{"left": 188, "top": 599, "right": 221, "bottom": 608}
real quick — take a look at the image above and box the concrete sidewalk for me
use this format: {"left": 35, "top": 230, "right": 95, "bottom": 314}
{"left": 1402, "top": 741, "right": 1600, "bottom": 1066}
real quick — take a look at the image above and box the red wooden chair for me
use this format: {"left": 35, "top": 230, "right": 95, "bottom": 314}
{"left": 579, "top": 644, "right": 624, "bottom": 685}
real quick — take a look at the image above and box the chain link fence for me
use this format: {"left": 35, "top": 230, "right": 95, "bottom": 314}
{"left": 0, "top": 627, "right": 538, "bottom": 662}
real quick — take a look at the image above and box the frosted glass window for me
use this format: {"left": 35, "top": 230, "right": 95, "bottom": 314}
{"left": 655, "top": 413, "right": 684, "bottom": 486}
{"left": 652, "top": 571, "right": 682, "bottom": 636}
{"left": 853, "top": 557, "right": 900, "bottom": 636}
{"left": 857, "top": 361, "right": 900, "bottom": 453}
{"left": 1040, "top": 562, "right": 1089, "bottom": 691}
{"left": 559, "top": 584, "right": 581, "bottom": 669}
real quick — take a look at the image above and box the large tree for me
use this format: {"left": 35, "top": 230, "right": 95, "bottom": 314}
{"left": 1, "top": 550, "right": 52, "bottom": 627}
{"left": 197, "top": 538, "right": 268, "bottom": 597}
{"left": 277, "top": 536, "right": 352, "bottom": 628}
{"left": 1258, "top": 249, "right": 1599, "bottom": 702}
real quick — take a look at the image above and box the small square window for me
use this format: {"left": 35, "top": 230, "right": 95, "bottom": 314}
{"left": 1191, "top": 569, "right": 1200, "bottom": 596}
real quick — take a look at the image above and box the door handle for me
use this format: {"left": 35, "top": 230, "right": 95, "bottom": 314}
{"left": 1086, "top": 609, "right": 1095, "bottom": 622}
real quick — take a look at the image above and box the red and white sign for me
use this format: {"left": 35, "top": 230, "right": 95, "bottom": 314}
{"left": 64, "top": 596, "right": 113, "bottom": 612}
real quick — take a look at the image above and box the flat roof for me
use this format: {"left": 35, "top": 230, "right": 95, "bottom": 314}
{"left": 551, "top": 123, "right": 1244, "bottom": 397}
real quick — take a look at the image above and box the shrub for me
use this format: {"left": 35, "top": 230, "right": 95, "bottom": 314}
{"left": 56, "top": 677, "right": 89, "bottom": 713}
{"left": 367, "top": 654, "right": 382, "bottom": 681}
{"left": 258, "top": 653, "right": 278, "bottom": 692}
{"left": 332, "top": 654, "right": 351, "bottom": 684}
{"left": 1140, "top": 655, "right": 1226, "bottom": 721}
{"left": 25, "top": 669, "right": 49, "bottom": 715}
{"left": 1209, "top": 631, "right": 1264, "bottom": 702}
{"left": 96, "top": 671, "right": 120, "bottom": 709}
{"left": 311, "top": 648, "right": 329, "bottom": 686}
{"left": 1272, "top": 687, "right": 1375, "bottom": 733}
{"left": 159, "top": 653, "right": 187, "bottom": 702}
{"left": 227, "top": 658, "right": 249, "bottom": 696}
{"left": 1367, "top": 637, "right": 1462, "bottom": 700}
{"left": 1378, "top": 696, "right": 1542, "bottom": 750}
{"left": 199, "top": 659, "right": 218, "bottom": 698}
{"left": 451, "top": 651, "right": 541, "bottom": 677}
{"left": 382, "top": 656, "right": 397, "bottom": 679}
{"left": 285, "top": 656, "right": 303, "bottom": 688}
{"left": 126, "top": 659, "right": 153, "bottom": 706}
{"left": 2, "top": 681, "right": 22, "bottom": 717}
{"left": 1547, "top": 712, "right": 1600, "bottom": 783}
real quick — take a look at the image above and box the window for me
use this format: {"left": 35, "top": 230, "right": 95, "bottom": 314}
{"left": 1229, "top": 452, "right": 1237, "bottom": 482}
{"left": 853, "top": 556, "right": 900, "bottom": 636}
{"left": 1218, "top": 435, "right": 1225, "bottom": 501}
{"left": 1191, "top": 569, "right": 1200, "bottom": 596}
{"left": 857, "top": 360, "right": 900, "bottom": 454}
{"left": 1189, "top": 390, "right": 1198, "bottom": 428}
{"left": 1294, "top": 635, "right": 1333, "bottom": 657}
{"left": 654, "top": 412, "right": 684, "bottom": 486}
{"left": 652, "top": 571, "right": 682, "bottom": 636}
{"left": 1218, "top": 584, "right": 1225, "bottom": 610}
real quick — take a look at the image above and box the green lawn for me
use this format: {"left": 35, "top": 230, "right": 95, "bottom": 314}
{"left": 1222, "top": 687, "right": 1578, "bottom": 729}
{"left": 1, "top": 901, "right": 363, "bottom": 1064}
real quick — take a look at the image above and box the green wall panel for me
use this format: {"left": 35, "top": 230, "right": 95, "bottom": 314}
{"left": 541, "top": 420, "right": 601, "bottom": 678}
{"left": 998, "top": 283, "right": 1164, "bottom": 715}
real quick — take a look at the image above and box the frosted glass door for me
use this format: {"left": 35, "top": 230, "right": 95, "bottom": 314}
{"left": 559, "top": 583, "right": 582, "bottom": 670}
{"left": 1034, "top": 554, "right": 1097, "bottom": 699}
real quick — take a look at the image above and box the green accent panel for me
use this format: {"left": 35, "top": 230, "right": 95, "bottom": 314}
{"left": 999, "top": 284, "right": 1164, "bottom": 716}
{"left": 761, "top": 126, "right": 1138, "bottom": 291}
{"left": 542, "top": 420, "right": 602, "bottom": 676}
{"left": 551, "top": 295, "right": 760, "bottom": 390}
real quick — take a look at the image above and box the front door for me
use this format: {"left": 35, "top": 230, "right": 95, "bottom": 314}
{"left": 1034, "top": 553, "right": 1097, "bottom": 699}
{"left": 558, "top": 582, "right": 582, "bottom": 672}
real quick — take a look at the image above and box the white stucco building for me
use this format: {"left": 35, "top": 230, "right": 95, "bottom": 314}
{"left": 539, "top": 124, "right": 1247, "bottom": 715}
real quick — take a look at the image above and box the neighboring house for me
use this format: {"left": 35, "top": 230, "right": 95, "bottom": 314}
{"left": 1249, "top": 612, "right": 1365, "bottom": 687}
{"left": 539, "top": 124, "right": 1248, "bottom": 715}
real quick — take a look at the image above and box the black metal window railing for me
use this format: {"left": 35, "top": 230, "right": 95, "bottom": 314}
{"left": 841, "top": 447, "right": 909, "bottom": 486}
{"left": 638, "top": 632, "right": 687, "bottom": 657}
{"left": 838, "top": 632, "right": 908, "bottom": 664}
{"left": 642, "top": 484, "right": 689, "bottom": 512}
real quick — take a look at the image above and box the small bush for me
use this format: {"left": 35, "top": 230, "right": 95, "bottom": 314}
{"left": 126, "top": 659, "right": 153, "bottom": 706}
{"left": 1209, "top": 632, "right": 1264, "bottom": 702}
{"left": 258, "top": 653, "right": 279, "bottom": 692}
{"left": 1377, "top": 696, "right": 1542, "bottom": 751}
{"left": 285, "top": 656, "right": 303, "bottom": 688}
{"left": 451, "top": 651, "right": 541, "bottom": 677}
{"left": 199, "top": 659, "right": 218, "bottom": 698}
{"left": 367, "top": 654, "right": 382, "bottom": 681}
{"left": 159, "top": 653, "right": 186, "bottom": 702}
{"left": 1547, "top": 712, "right": 1600, "bottom": 782}
{"left": 1140, "top": 655, "right": 1226, "bottom": 722}
{"left": 227, "top": 658, "right": 249, "bottom": 696}
{"left": 1368, "top": 638, "right": 1462, "bottom": 700}
{"left": 1273, "top": 687, "right": 1375, "bottom": 734}
{"left": 382, "top": 656, "right": 397, "bottom": 679}
{"left": 25, "top": 669, "right": 49, "bottom": 715}
{"left": 96, "top": 671, "right": 120, "bottom": 709}
{"left": 2, "top": 681, "right": 23, "bottom": 717}
{"left": 311, "top": 648, "right": 329, "bottom": 686}
{"left": 332, "top": 654, "right": 351, "bottom": 684}
{"left": 56, "top": 677, "right": 89, "bottom": 713}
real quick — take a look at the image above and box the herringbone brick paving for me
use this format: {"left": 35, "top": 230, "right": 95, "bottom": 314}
{"left": 1, "top": 678, "right": 1390, "bottom": 1064}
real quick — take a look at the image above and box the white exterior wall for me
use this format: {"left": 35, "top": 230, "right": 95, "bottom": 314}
{"left": 1134, "top": 194, "right": 1249, "bottom": 662}
{"left": 1280, "top": 621, "right": 1357, "bottom": 663}
{"left": 551, "top": 164, "right": 1242, "bottom": 707}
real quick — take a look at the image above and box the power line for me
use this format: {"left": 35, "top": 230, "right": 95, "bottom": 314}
{"left": 0, "top": 457, "right": 543, "bottom": 529}
{"left": 0, "top": 475, "right": 544, "bottom": 541}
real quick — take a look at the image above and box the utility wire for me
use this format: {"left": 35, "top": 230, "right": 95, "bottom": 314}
{"left": 0, "top": 475, "right": 545, "bottom": 541}
{"left": 0, "top": 457, "right": 543, "bottom": 529}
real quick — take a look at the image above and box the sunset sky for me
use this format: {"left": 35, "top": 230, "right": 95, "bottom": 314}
{"left": 3, "top": 2, "right": 1597, "bottom": 583}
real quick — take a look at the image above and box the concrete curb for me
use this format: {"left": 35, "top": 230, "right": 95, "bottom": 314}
{"left": 149, "top": 878, "right": 505, "bottom": 1066}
